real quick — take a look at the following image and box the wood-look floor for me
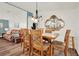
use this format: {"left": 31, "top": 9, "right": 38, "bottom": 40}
{"left": 0, "top": 38, "right": 78, "bottom": 56}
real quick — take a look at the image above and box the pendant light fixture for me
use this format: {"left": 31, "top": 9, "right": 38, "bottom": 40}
{"left": 32, "top": 2, "right": 38, "bottom": 23}
{"left": 31, "top": 2, "right": 42, "bottom": 29}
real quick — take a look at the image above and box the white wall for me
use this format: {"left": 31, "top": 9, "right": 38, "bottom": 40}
{"left": 0, "top": 2, "right": 29, "bottom": 30}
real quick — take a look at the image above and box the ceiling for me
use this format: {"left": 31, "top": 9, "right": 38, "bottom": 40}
{"left": 0, "top": 2, "right": 79, "bottom": 13}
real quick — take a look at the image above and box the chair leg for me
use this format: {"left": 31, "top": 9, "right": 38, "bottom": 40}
{"left": 22, "top": 42, "right": 25, "bottom": 53}
{"left": 64, "top": 49, "right": 67, "bottom": 56}
{"left": 30, "top": 47, "right": 33, "bottom": 56}
{"left": 41, "top": 51, "right": 43, "bottom": 56}
{"left": 21, "top": 43, "right": 22, "bottom": 47}
{"left": 52, "top": 46, "right": 54, "bottom": 55}
{"left": 23, "top": 47, "right": 25, "bottom": 53}
{"left": 23, "top": 44, "right": 25, "bottom": 53}
{"left": 47, "top": 47, "right": 50, "bottom": 55}
{"left": 21, "top": 39, "right": 23, "bottom": 47}
{"left": 23, "top": 43, "right": 26, "bottom": 54}
{"left": 47, "top": 46, "right": 51, "bottom": 56}
{"left": 29, "top": 48, "right": 32, "bottom": 56}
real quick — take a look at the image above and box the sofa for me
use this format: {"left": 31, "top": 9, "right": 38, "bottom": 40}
{"left": 3, "top": 29, "right": 20, "bottom": 42}
{"left": 3, "top": 31, "right": 12, "bottom": 41}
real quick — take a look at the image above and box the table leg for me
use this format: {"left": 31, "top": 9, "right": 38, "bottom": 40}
{"left": 48, "top": 44, "right": 52, "bottom": 56}
{"left": 48, "top": 43, "right": 54, "bottom": 56}
{"left": 52, "top": 45, "right": 54, "bottom": 55}
{"left": 50, "top": 44, "right": 52, "bottom": 56}
{"left": 29, "top": 35, "right": 32, "bottom": 56}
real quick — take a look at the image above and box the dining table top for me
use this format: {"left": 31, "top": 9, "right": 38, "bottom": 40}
{"left": 42, "top": 33, "right": 59, "bottom": 40}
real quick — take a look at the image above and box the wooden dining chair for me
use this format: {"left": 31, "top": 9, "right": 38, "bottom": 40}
{"left": 20, "top": 29, "right": 31, "bottom": 55}
{"left": 45, "top": 29, "right": 52, "bottom": 33}
{"left": 19, "top": 29, "right": 25, "bottom": 47}
{"left": 72, "top": 37, "right": 75, "bottom": 49}
{"left": 68, "top": 36, "right": 78, "bottom": 56}
{"left": 52, "top": 30, "right": 71, "bottom": 56}
{"left": 30, "top": 29, "right": 50, "bottom": 56}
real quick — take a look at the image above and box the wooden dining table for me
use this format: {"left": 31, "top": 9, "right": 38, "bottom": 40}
{"left": 42, "top": 33, "right": 59, "bottom": 56}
